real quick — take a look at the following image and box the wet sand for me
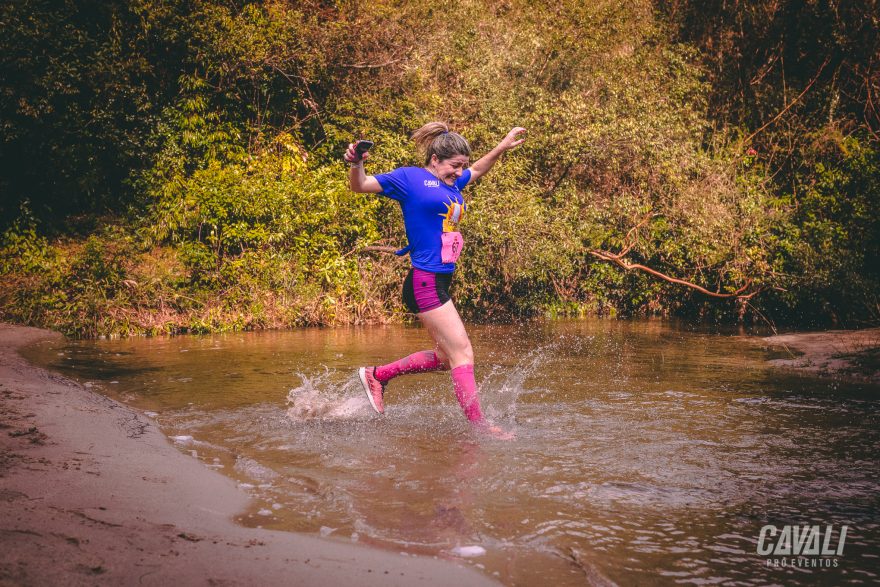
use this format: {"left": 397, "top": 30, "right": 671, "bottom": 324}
{"left": 0, "top": 324, "right": 497, "bottom": 586}
{"left": 763, "top": 327, "right": 880, "bottom": 383}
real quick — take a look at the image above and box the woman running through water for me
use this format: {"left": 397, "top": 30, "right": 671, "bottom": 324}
{"left": 345, "top": 122, "right": 526, "bottom": 433}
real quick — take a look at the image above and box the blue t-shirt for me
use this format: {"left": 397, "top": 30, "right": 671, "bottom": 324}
{"left": 374, "top": 166, "right": 471, "bottom": 274}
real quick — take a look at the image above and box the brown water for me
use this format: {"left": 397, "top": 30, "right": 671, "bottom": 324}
{"left": 23, "top": 319, "right": 880, "bottom": 586}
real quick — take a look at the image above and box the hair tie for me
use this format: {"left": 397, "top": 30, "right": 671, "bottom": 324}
{"left": 441, "top": 130, "right": 449, "bottom": 135}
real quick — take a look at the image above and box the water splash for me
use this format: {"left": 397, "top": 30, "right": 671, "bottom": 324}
{"left": 285, "top": 369, "right": 371, "bottom": 421}
{"left": 481, "top": 343, "right": 560, "bottom": 419}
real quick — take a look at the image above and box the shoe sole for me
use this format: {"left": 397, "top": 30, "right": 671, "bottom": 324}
{"left": 358, "top": 367, "right": 383, "bottom": 414}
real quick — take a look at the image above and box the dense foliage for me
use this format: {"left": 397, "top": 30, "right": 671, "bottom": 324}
{"left": 1, "top": 0, "right": 877, "bottom": 336}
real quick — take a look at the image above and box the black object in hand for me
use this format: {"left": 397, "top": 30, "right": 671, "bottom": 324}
{"left": 353, "top": 140, "right": 374, "bottom": 160}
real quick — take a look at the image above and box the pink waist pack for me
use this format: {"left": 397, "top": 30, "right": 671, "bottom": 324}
{"left": 441, "top": 231, "right": 464, "bottom": 263}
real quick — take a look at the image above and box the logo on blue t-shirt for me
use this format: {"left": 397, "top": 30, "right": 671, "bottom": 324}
{"left": 423, "top": 179, "right": 440, "bottom": 187}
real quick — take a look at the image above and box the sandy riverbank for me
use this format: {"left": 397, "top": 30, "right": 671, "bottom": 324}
{"left": 0, "top": 324, "right": 497, "bottom": 586}
{"left": 762, "top": 327, "right": 880, "bottom": 383}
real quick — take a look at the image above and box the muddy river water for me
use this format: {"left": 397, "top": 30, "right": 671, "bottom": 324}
{"left": 24, "top": 319, "right": 880, "bottom": 585}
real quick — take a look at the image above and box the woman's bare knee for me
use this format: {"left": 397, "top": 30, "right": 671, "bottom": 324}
{"left": 448, "top": 342, "right": 473, "bottom": 368}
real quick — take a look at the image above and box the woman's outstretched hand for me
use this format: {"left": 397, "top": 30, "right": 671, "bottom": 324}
{"left": 469, "top": 127, "right": 527, "bottom": 181}
{"left": 499, "top": 127, "right": 527, "bottom": 151}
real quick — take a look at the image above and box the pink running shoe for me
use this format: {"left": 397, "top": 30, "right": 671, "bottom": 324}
{"left": 358, "top": 367, "right": 385, "bottom": 414}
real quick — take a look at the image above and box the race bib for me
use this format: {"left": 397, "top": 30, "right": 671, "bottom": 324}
{"left": 441, "top": 231, "right": 464, "bottom": 264}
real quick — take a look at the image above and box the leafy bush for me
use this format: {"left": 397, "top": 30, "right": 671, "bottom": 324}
{"left": 0, "top": 0, "right": 876, "bottom": 334}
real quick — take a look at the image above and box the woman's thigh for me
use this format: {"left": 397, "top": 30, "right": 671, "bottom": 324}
{"left": 418, "top": 301, "right": 473, "bottom": 368}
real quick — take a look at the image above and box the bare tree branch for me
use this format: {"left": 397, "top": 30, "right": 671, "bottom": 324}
{"left": 360, "top": 245, "right": 400, "bottom": 254}
{"left": 589, "top": 249, "right": 759, "bottom": 299}
{"left": 589, "top": 214, "right": 761, "bottom": 299}
{"left": 338, "top": 58, "right": 403, "bottom": 69}
{"left": 744, "top": 56, "right": 831, "bottom": 144}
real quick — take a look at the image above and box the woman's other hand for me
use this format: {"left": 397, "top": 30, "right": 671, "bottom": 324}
{"left": 468, "top": 127, "right": 527, "bottom": 182}
{"left": 500, "top": 127, "right": 527, "bottom": 151}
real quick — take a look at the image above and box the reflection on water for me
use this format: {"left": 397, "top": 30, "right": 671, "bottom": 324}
{"left": 23, "top": 319, "right": 880, "bottom": 585}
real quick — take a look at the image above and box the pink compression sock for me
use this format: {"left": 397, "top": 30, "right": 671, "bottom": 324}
{"left": 374, "top": 350, "right": 446, "bottom": 383}
{"left": 451, "top": 364, "right": 484, "bottom": 423}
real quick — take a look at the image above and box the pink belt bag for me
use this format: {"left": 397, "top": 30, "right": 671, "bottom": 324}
{"left": 441, "top": 231, "right": 464, "bottom": 263}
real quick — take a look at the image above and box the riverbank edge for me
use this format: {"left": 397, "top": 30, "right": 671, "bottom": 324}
{"left": 0, "top": 323, "right": 498, "bottom": 586}
{"left": 761, "top": 327, "right": 880, "bottom": 383}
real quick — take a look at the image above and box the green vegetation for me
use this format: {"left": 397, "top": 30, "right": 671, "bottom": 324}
{"left": 1, "top": 0, "right": 877, "bottom": 336}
